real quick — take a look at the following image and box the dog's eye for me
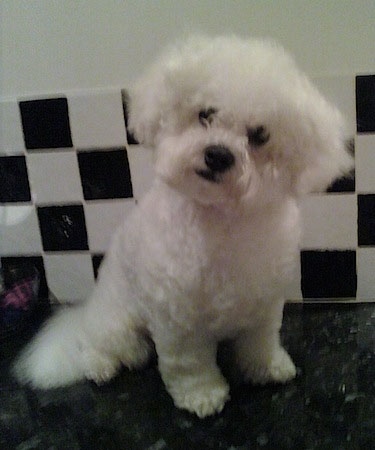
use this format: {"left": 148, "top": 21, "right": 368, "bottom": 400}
{"left": 199, "top": 108, "right": 217, "bottom": 127}
{"left": 247, "top": 126, "right": 270, "bottom": 146}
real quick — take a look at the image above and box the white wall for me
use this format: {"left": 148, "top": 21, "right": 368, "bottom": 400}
{"left": 1, "top": 0, "right": 375, "bottom": 99}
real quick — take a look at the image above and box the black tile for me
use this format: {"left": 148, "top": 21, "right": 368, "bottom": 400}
{"left": 37, "top": 205, "right": 89, "bottom": 251}
{"left": 92, "top": 254, "right": 105, "bottom": 279}
{"left": 77, "top": 149, "right": 133, "bottom": 200}
{"left": 356, "top": 75, "right": 375, "bottom": 133}
{"left": 0, "top": 156, "right": 31, "bottom": 203}
{"left": 1, "top": 256, "right": 48, "bottom": 300}
{"left": 358, "top": 194, "right": 375, "bottom": 246}
{"left": 301, "top": 250, "right": 357, "bottom": 299}
{"left": 121, "top": 89, "right": 139, "bottom": 145}
{"left": 19, "top": 98, "right": 73, "bottom": 150}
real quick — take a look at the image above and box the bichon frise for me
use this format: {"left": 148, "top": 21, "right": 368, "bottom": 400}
{"left": 14, "top": 35, "right": 352, "bottom": 417}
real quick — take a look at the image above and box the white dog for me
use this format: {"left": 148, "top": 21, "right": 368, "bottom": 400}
{"left": 14, "top": 35, "right": 352, "bottom": 418}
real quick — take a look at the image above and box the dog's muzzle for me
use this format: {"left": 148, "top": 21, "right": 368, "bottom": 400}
{"left": 196, "top": 145, "right": 235, "bottom": 182}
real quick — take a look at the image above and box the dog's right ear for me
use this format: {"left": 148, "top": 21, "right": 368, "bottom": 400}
{"left": 126, "top": 67, "right": 167, "bottom": 147}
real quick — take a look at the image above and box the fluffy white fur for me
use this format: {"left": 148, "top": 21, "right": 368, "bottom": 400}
{"left": 14, "top": 35, "right": 352, "bottom": 418}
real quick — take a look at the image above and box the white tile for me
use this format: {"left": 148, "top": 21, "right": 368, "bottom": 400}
{"left": 127, "top": 144, "right": 155, "bottom": 199}
{"left": 68, "top": 89, "right": 127, "bottom": 149}
{"left": 27, "top": 151, "right": 83, "bottom": 204}
{"left": 0, "top": 205, "right": 43, "bottom": 254}
{"left": 0, "top": 101, "right": 25, "bottom": 155}
{"left": 300, "top": 194, "right": 357, "bottom": 249}
{"left": 84, "top": 199, "right": 136, "bottom": 253}
{"left": 355, "top": 134, "right": 375, "bottom": 193}
{"left": 312, "top": 75, "right": 356, "bottom": 137}
{"left": 357, "top": 248, "right": 375, "bottom": 301}
{"left": 44, "top": 253, "right": 95, "bottom": 302}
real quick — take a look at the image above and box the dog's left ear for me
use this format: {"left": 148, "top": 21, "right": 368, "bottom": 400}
{"left": 290, "top": 82, "right": 354, "bottom": 194}
{"left": 127, "top": 65, "right": 167, "bottom": 147}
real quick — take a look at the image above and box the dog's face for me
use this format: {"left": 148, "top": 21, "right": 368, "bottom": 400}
{"left": 129, "top": 36, "right": 352, "bottom": 207}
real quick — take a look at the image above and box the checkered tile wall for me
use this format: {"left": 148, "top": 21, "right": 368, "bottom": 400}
{"left": 0, "top": 75, "right": 374, "bottom": 303}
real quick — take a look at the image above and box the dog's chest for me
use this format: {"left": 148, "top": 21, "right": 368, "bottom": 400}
{"left": 136, "top": 194, "right": 300, "bottom": 332}
{"left": 168, "top": 212, "right": 287, "bottom": 298}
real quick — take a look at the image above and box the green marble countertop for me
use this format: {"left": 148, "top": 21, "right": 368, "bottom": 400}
{"left": 1, "top": 303, "right": 374, "bottom": 449}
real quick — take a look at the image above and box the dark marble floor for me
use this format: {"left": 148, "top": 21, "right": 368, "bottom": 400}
{"left": 1, "top": 303, "right": 374, "bottom": 450}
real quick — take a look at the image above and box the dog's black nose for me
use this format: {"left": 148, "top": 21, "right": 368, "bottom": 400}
{"left": 204, "top": 145, "right": 235, "bottom": 173}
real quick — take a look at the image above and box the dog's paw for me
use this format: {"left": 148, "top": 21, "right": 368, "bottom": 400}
{"left": 242, "top": 347, "right": 297, "bottom": 385}
{"left": 83, "top": 350, "right": 120, "bottom": 385}
{"left": 87, "top": 366, "right": 119, "bottom": 385}
{"left": 171, "top": 380, "right": 230, "bottom": 418}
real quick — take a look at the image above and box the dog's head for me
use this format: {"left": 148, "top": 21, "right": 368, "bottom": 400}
{"left": 128, "top": 35, "right": 353, "bottom": 207}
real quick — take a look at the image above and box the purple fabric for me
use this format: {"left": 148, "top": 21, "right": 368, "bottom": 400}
{"left": 0, "top": 273, "right": 38, "bottom": 337}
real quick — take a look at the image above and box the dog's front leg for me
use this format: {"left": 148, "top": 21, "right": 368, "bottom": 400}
{"left": 235, "top": 325, "right": 296, "bottom": 385}
{"left": 154, "top": 331, "right": 230, "bottom": 418}
{"left": 234, "top": 301, "right": 296, "bottom": 385}
{"left": 235, "top": 299, "right": 296, "bottom": 384}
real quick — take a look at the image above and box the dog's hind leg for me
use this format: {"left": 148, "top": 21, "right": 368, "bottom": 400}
{"left": 80, "top": 251, "right": 153, "bottom": 381}
{"left": 81, "top": 300, "right": 153, "bottom": 384}
{"left": 81, "top": 328, "right": 152, "bottom": 385}
{"left": 14, "top": 285, "right": 152, "bottom": 389}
